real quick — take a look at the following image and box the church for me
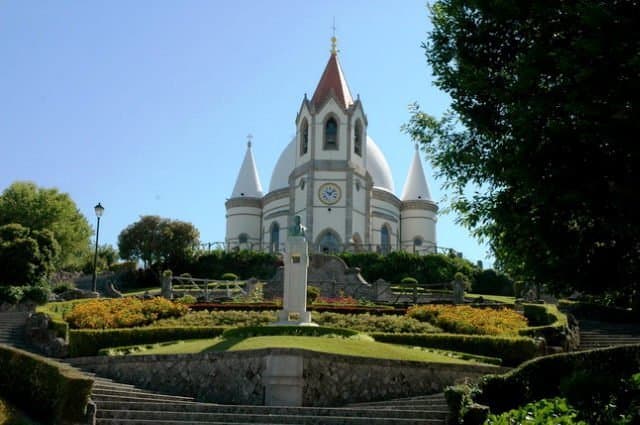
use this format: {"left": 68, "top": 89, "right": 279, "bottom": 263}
{"left": 225, "top": 37, "right": 438, "bottom": 255}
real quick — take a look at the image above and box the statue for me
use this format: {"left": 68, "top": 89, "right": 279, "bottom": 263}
{"left": 288, "top": 215, "right": 306, "bottom": 238}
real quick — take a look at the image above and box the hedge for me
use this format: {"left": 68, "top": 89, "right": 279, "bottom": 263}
{"left": 477, "top": 344, "right": 640, "bottom": 413}
{"left": 222, "top": 325, "right": 359, "bottom": 339}
{"left": 69, "top": 326, "right": 227, "bottom": 357}
{"left": 518, "top": 303, "right": 568, "bottom": 346}
{"left": 0, "top": 344, "right": 93, "bottom": 424}
{"left": 188, "top": 302, "right": 404, "bottom": 315}
{"left": 559, "top": 300, "right": 640, "bottom": 323}
{"left": 371, "top": 333, "right": 540, "bottom": 367}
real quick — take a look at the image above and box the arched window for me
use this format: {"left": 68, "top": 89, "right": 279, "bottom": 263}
{"left": 354, "top": 120, "right": 362, "bottom": 156}
{"left": 300, "top": 119, "right": 309, "bottom": 155}
{"left": 324, "top": 117, "right": 338, "bottom": 150}
{"left": 380, "top": 225, "right": 391, "bottom": 254}
{"left": 238, "top": 233, "right": 248, "bottom": 244}
{"left": 270, "top": 222, "right": 280, "bottom": 252}
{"left": 316, "top": 229, "right": 341, "bottom": 254}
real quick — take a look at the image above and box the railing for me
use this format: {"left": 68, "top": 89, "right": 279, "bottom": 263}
{"left": 171, "top": 276, "right": 247, "bottom": 301}
{"left": 195, "top": 241, "right": 462, "bottom": 257}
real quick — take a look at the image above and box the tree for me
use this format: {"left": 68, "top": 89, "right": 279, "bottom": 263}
{"left": 405, "top": 1, "right": 639, "bottom": 295}
{"left": 0, "top": 182, "right": 92, "bottom": 269}
{"left": 118, "top": 215, "right": 200, "bottom": 270}
{"left": 0, "top": 223, "right": 59, "bottom": 285}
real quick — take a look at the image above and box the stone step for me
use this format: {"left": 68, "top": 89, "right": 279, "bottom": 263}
{"left": 93, "top": 401, "right": 445, "bottom": 420}
{"left": 96, "top": 409, "right": 442, "bottom": 425}
{"left": 91, "top": 387, "right": 197, "bottom": 399}
{"left": 91, "top": 390, "right": 201, "bottom": 404}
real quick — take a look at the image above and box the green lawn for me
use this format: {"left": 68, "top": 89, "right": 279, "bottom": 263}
{"left": 123, "top": 335, "right": 489, "bottom": 365}
{"left": 466, "top": 293, "right": 516, "bottom": 304}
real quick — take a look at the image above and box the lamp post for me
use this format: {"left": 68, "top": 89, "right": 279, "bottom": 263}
{"left": 91, "top": 202, "right": 104, "bottom": 293}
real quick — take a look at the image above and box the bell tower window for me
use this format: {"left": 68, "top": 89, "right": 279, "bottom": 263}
{"left": 300, "top": 119, "right": 309, "bottom": 156}
{"left": 354, "top": 120, "right": 362, "bottom": 156}
{"left": 324, "top": 117, "right": 338, "bottom": 150}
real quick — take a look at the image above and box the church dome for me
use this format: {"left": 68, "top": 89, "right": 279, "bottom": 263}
{"left": 268, "top": 135, "right": 395, "bottom": 193}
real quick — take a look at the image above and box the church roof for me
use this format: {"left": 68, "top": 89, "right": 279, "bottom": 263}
{"left": 401, "top": 146, "right": 432, "bottom": 201}
{"left": 311, "top": 52, "right": 354, "bottom": 110}
{"left": 231, "top": 139, "right": 263, "bottom": 198}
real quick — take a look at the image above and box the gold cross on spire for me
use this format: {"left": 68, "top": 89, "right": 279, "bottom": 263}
{"left": 331, "top": 17, "right": 338, "bottom": 55}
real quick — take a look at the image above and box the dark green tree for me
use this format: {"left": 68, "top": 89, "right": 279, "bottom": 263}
{"left": 405, "top": 1, "right": 639, "bottom": 295}
{"left": 0, "top": 223, "right": 59, "bottom": 285}
{"left": 0, "top": 182, "right": 92, "bottom": 269}
{"left": 118, "top": 215, "right": 200, "bottom": 270}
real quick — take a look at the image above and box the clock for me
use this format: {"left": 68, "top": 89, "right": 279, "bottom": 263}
{"left": 318, "top": 183, "right": 341, "bottom": 205}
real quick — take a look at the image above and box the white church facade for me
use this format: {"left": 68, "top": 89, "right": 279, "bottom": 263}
{"left": 225, "top": 40, "right": 438, "bottom": 255}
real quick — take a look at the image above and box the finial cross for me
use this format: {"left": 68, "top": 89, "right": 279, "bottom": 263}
{"left": 247, "top": 133, "right": 253, "bottom": 148}
{"left": 330, "top": 18, "right": 338, "bottom": 54}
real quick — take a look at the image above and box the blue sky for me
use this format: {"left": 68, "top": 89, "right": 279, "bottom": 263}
{"left": 0, "top": 0, "right": 493, "bottom": 267}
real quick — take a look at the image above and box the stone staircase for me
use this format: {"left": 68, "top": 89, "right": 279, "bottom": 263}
{"left": 0, "top": 311, "right": 30, "bottom": 349}
{"left": 579, "top": 320, "right": 640, "bottom": 350}
{"left": 86, "top": 374, "right": 448, "bottom": 425}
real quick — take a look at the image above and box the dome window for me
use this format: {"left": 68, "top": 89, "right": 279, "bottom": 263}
{"left": 300, "top": 119, "right": 309, "bottom": 156}
{"left": 380, "top": 225, "right": 391, "bottom": 254}
{"left": 238, "top": 233, "right": 248, "bottom": 244}
{"left": 270, "top": 222, "right": 280, "bottom": 253}
{"left": 354, "top": 120, "right": 362, "bottom": 156}
{"left": 324, "top": 117, "right": 338, "bottom": 150}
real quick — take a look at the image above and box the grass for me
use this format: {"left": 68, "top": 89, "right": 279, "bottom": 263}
{"left": 466, "top": 293, "right": 516, "bottom": 304}
{"left": 118, "top": 335, "right": 490, "bottom": 365}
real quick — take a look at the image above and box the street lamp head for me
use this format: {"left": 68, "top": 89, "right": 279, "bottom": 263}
{"left": 94, "top": 202, "right": 105, "bottom": 218}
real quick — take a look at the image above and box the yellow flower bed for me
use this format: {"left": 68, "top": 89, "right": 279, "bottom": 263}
{"left": 407, "top": 304, "right": 528, "bottom": 336}
{"left": 64, "top": 297, "right": 188, "bottom": 329}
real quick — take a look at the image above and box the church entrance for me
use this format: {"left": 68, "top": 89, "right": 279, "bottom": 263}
{"left": 316, "top": 230, "right": 341, "bottom": 254}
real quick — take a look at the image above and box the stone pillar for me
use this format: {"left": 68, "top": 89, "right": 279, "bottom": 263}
{"left": 161, "top": 270, "right": 172, "bottom": 299}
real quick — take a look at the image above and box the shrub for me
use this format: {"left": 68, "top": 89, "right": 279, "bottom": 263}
{"left": 307, "top": 286, "right": 321, "bottom": 303}
{"left": 68, "top": 326, "right": 227, "bottom": 357}
{"left": 64, "top": 297, "right": 188, "bottom": 329}
{"left": 22, "top": 285, "right": 51, "bottom": 305}
{"left": 485, "top": 398, "right": 586, "bottom": 425}
{"left": 174, "top": 294, "right": 197, "bottom": 304}
{"left": 0, "top": 286, "right": 24, "bottom": 304}
{"left": 51, "top": 281, "right": 75, "bottom": 295}
{"left": 371, "top": 333, "right": 538, "bottom": 367}
{"left": 477, "top": 344, "right": 640, "bottom": 413}
{"left": 0, "top": 345, "right": 93, "bottom": 423}
{"left": 222, "top": 325, "right": 359, "bottom": 339}
{"left": 313, "top": 295, "right": 358, "bottom": 305}
{"left": 407, "top": 305, "right": 528, "bottom": 336}
{"left": 154, "top": 310, "right": 439, "bottom": 334}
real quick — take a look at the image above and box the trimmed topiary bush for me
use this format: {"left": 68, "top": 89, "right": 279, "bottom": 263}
{"left": 221, "top": 273, "right": 238, "bottom": 281}
{"left": 401, "top": 277, "right": 418, "bottom": 285}
{"left": 307, "top": 286, "right": 321, "bottom": 303}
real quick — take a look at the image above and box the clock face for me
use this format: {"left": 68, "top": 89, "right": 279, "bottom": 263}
{"left": 318, "top": 183, "right": 341, "bottom": 205}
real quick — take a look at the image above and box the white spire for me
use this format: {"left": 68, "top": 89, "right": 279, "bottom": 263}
{"left": 401, "top": 145, "right": 432, "bottom": 201}
{"left": 231, "top": 135, "right": 263, "bottom": 198}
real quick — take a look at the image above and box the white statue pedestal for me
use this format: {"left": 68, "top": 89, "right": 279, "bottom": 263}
{"left": 274, "top": 235, "right": 316, "bottom": 326}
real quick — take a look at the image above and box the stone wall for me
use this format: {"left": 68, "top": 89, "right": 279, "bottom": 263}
{"left": 70, "top": 348, "right": 502, "bottom": 406}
